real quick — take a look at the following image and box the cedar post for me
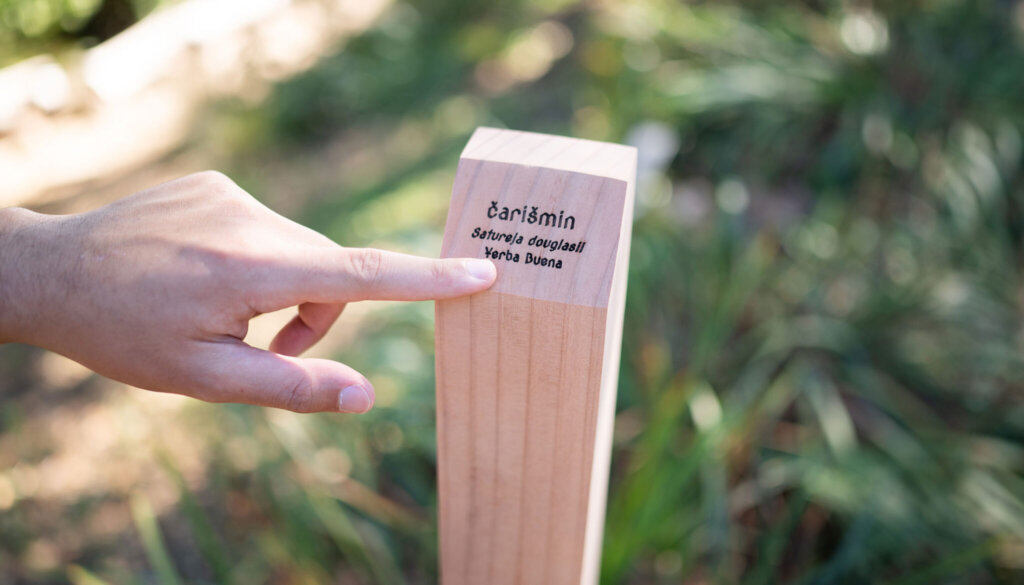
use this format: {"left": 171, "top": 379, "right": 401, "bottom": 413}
{"left": 435, "top": 127, "right": 636, "bottom": 585}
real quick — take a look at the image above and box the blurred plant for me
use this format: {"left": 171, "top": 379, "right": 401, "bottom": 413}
{"left": 3, "top": 0, "right": 1024, "bottom": 583}
{"left": 0, "top": 0, "right": 165, "bottom": 65}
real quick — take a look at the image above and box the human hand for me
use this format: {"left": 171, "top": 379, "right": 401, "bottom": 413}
{"left": 0, "top": 171, "right": 495, "bottom": 413}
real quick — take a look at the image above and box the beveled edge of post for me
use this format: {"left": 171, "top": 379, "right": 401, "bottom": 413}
{"left": 461, "top": 127, "right": 637, "bottom": 184}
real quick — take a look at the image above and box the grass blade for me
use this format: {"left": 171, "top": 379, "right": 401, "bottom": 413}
{"left": 67, "top": 565, "right": 114, "bottom": 585}
{"left": 130, "top": 492, "right": 183, "bottom": 585}
{"left": 158, "top": 453, "right": 234, "bottom": 584}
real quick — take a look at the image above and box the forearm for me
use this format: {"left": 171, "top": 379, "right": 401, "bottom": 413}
{"left": 0, "top": 207, "right": 52, "bottom": 344}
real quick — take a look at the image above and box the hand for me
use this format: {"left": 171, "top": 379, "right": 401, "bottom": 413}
{"left": 0, "top": 171, "right": 495, "bottom": 413}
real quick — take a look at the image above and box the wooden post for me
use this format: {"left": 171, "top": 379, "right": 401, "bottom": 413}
{"left": 435, "top": 127, "right": 636, "bottom": 585}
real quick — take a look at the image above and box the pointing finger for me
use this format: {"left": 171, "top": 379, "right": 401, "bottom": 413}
{"left": 278, "top": 248, "right": 496, "bottom": 305}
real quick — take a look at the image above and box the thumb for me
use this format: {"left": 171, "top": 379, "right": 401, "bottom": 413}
{"left": 194, "top": 340, "right": 375, "bottom": 413}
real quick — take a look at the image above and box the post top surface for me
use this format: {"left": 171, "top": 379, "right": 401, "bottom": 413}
{"left": 461, "top": 127, "right": 637, "bottom": 184}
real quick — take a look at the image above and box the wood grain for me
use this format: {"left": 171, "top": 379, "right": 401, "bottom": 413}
{"left": 436, "top": 127, "right": 636, "bottom": 585}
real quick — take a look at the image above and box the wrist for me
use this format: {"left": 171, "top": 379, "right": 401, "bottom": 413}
{"left": 0, "top": 207, "right": 52, "bottom": 344}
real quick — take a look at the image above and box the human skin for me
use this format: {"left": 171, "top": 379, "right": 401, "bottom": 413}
{"left": 0, "top": 171, "right": 496, "bottom": 413}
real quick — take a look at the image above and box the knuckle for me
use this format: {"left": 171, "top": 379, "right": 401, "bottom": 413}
{"left": 346, "top": 248, "right": 385, "bottom": 288}
{"left": 193, "top": 171, "right": 252, "bottom": 204}
{"left": 431, "top": 259, "right": 455, "bottom": 285}
{"left": 280, "top": 372, "right": 316, "bottom": 413}
{"left": 193, "top": 170, "right": 235, "bottom": 189}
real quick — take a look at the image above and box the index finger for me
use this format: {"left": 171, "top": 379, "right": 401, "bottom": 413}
{"left": 270, "top": 247, "right": 497, "bottom": 306}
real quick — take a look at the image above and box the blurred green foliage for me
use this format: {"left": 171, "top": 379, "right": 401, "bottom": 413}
{"left": 0, "top": 0, "right": 163, "bottom": 64}
{"left": 4, "top": 0, "right": 1024, "bottom": 583}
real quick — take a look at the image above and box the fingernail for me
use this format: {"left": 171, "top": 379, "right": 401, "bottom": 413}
{"left": 338, "top": 384, "right": 372, "bottom": 413}
{"left": 464, "top": 259, "right": 496, "bottom": 282}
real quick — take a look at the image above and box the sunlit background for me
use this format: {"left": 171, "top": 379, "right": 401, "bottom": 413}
{"left": 2, "top": 0, "right": 1024, "bottom": 583}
